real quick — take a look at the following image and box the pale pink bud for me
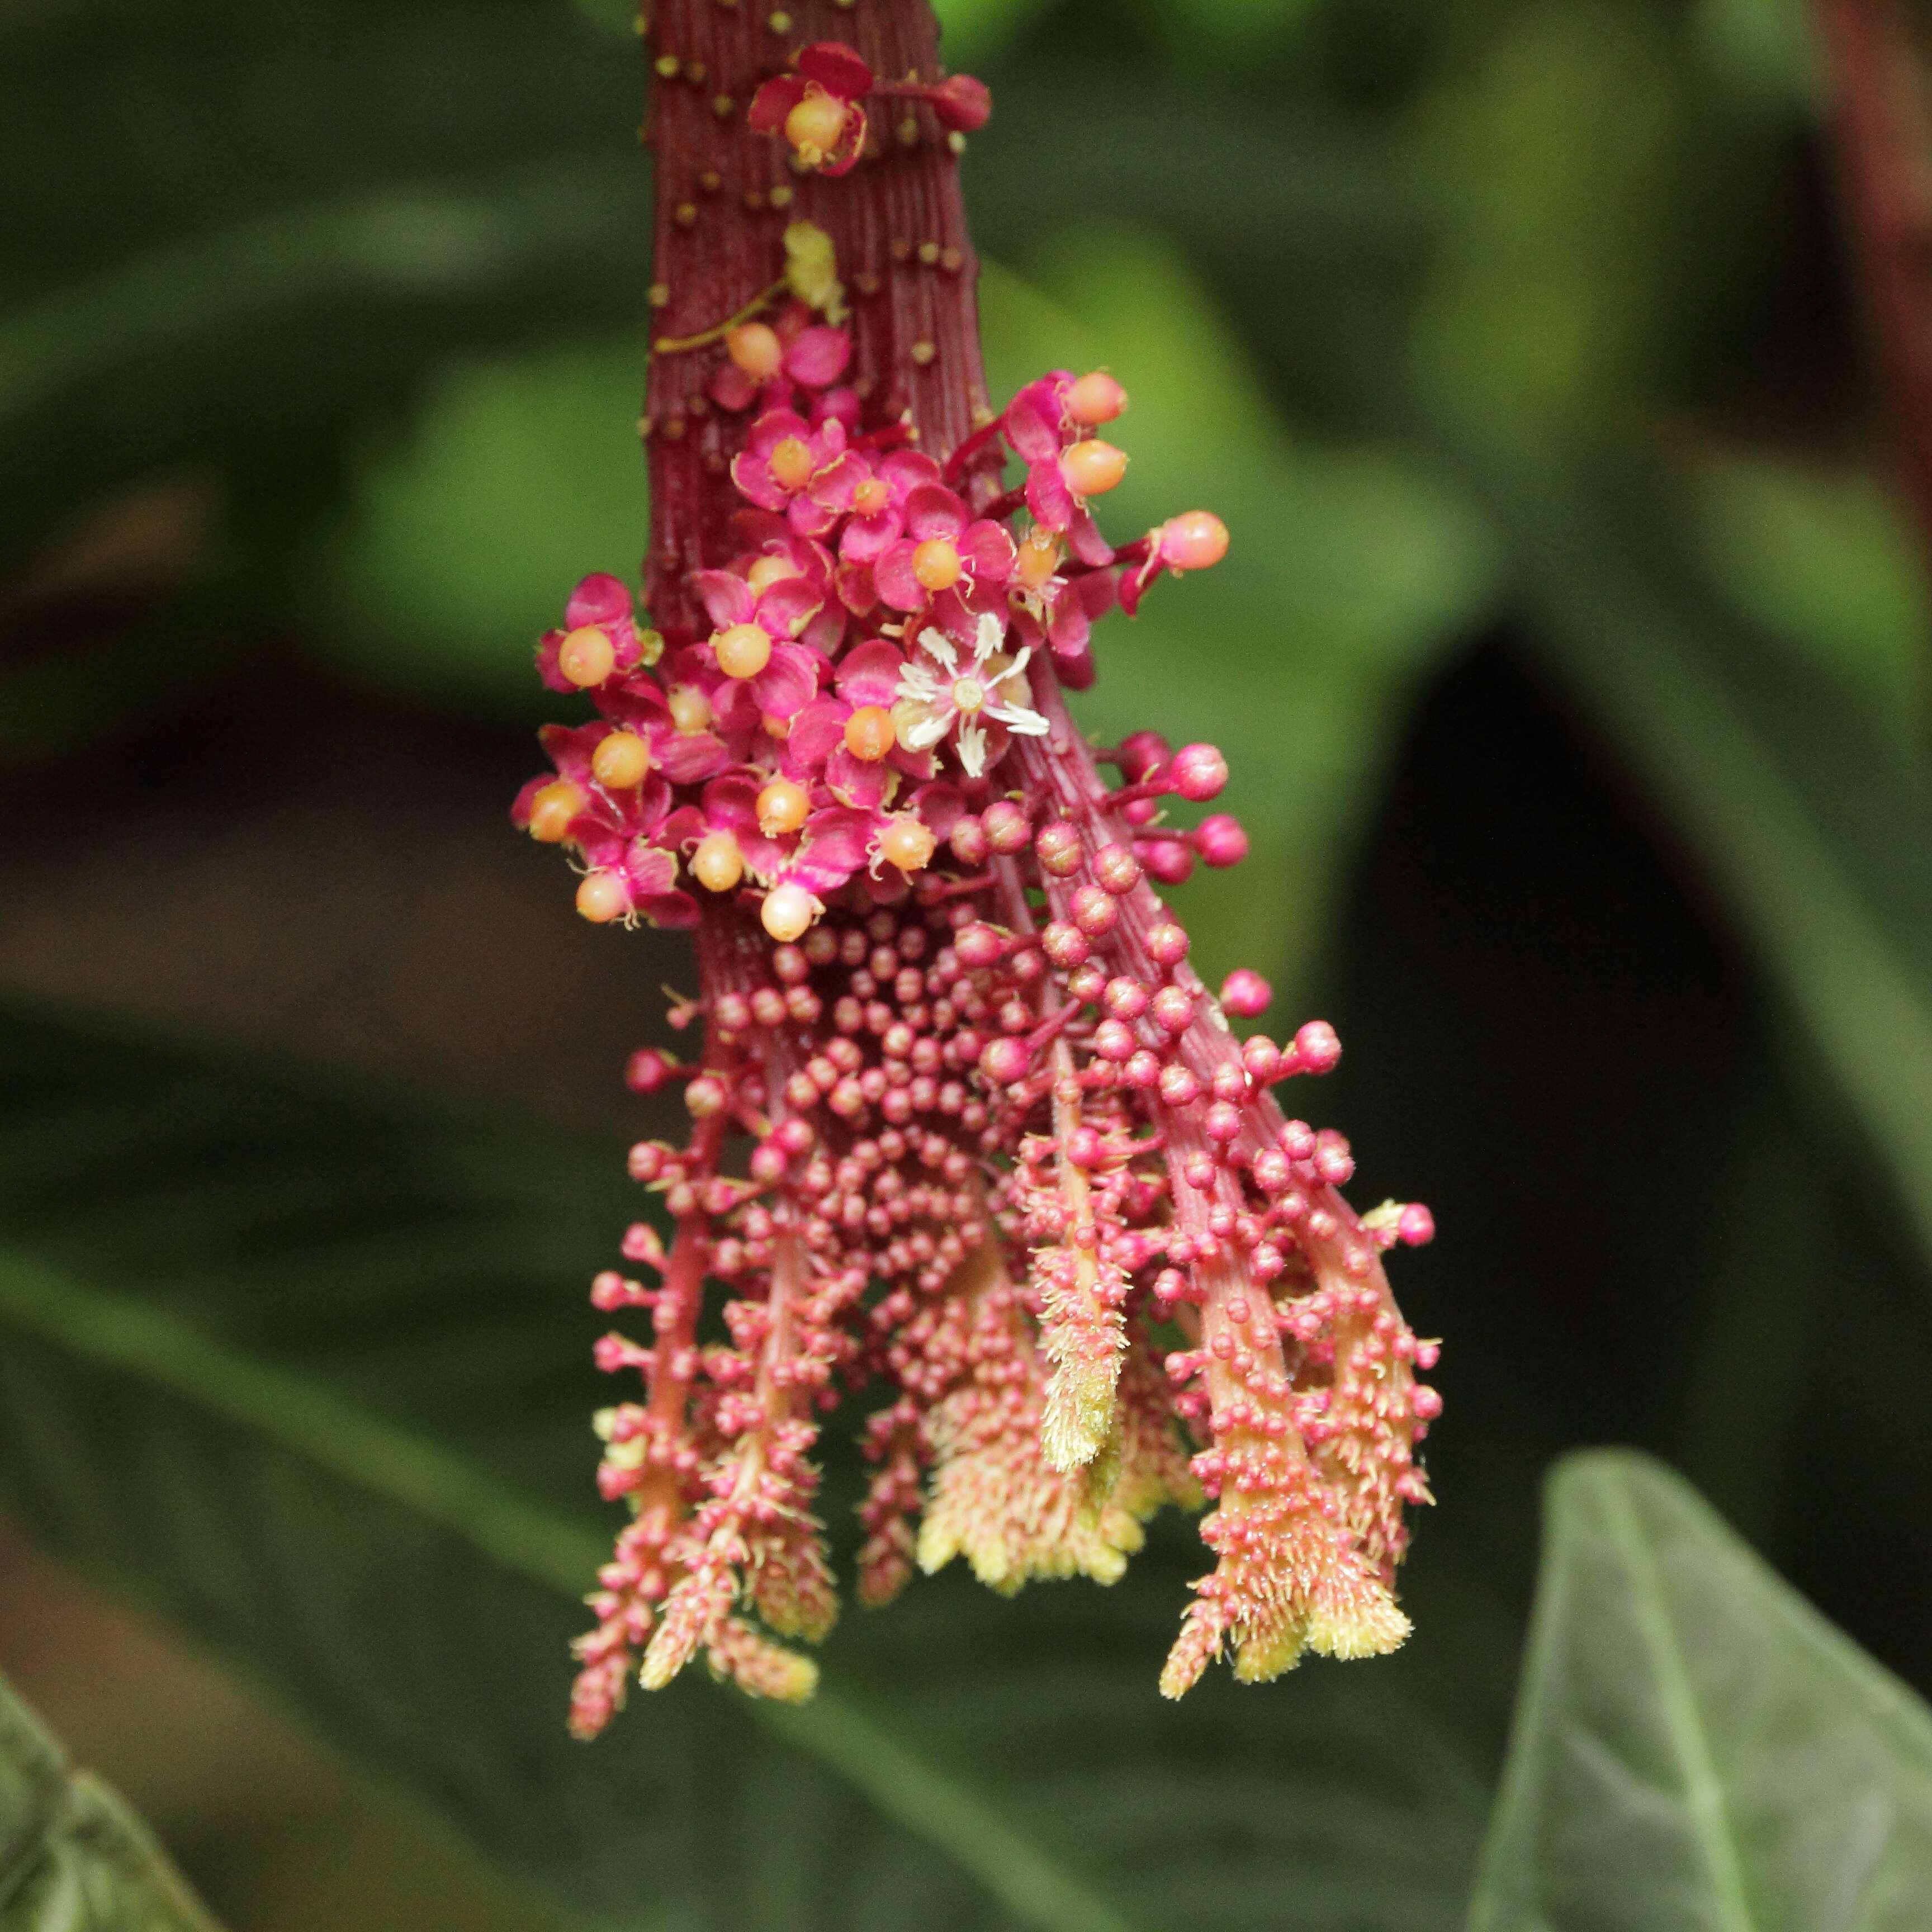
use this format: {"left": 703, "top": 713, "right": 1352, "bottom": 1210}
{"left": 1293, "top": 1019, "right": 1341, "bottom": 1075}
{"left": 1194, "top": 813, "right": 1248, "bottom": 868}
{"left": 1219, "top": 968, "right": 1271, "bottom": 1017}
{"left": 1156, "top": 510, "right": 1229, "bottom": 572}
{"left": 1168, "top": 743, "right": 1228, "bottom": 801}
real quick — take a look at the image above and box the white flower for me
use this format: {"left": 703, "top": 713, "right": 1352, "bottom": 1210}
{"left": 891, "top": 611, "right": 1048, "bottom": 778}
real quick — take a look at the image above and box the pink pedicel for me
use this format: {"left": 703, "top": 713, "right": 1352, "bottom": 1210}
{"left": 519, "top": 4, "right": 1438, "bottom": 1736}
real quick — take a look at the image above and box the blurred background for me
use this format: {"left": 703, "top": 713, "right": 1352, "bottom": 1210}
{"left": 3, "top": 0, "right": 1931, "bottom": 1926}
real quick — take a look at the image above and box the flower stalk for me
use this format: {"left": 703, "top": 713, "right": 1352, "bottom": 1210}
{"left": 518, "top": 0, "right": 1441, "bottom": 1735}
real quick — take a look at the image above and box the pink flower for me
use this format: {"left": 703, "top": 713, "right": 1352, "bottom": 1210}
{"left": 535, "top": 572, "right": 651, "bottom": 695}
{"left": 830, "top": 449, "right": 941, "bottom": 562}
{"left": 1000, "top": 378, "right": 1120, "bottom": 564}
{"left": 872, "top": 484, "right": 1018, "bottom": 613}
{"left": 729, "top": 410, "right": 854, "bottom": 534}
{"left": 783, "top": 638, "right": 930, "bottom": 808}
{"left": 708, "top": 318, "right": 854, "bottom": 414}
{"left": 748, "top": 42, "right": 872, "bottom": 177}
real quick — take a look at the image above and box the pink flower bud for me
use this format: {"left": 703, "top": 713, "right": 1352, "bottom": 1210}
{"left": 1041, "top": 921, "right": 1090, "bottom": 968}
{"left": 1137, "top": 837, "right": 1194, "bottom": 885}
{"left": 1241, "top": 1035, "right": 1282, "bottom": 1083}
{"left": 1205, "top": 1101, "right": 1242, "bottom": 1143}
{"left": 1035, "top": 822, "right": 1082, "bottom": 875}
{"left": 1102, "top": 976, "right": 1149, "bottom": 1020}
{"left": 1092, "top": 843, "right": 1142, "bottom": 894}
{"left": 982, "top": 799, "right": 1031, "bottom": 853}
{"left": 1158, "top": 1064, "right": 1200, "bottom": 1106}
{"left": 954, "top": 922, "right": 1005, "bottom": 967}
{"left": 949, "top": 814, "right": 989, "bottom": 864}
{"left": 1193, "top": 813, "right": 1248, "bottom": 868}
{"left": 1219, "top": 968, "right": 1272, "bottom": 1017}
{"left": 1156, "top": 510, "right": 1229, "bottom": 572}
{"left": 1093, "top": 1019, "right": 1137, "bottom": 1062}
{"left": 1116, "top": 730, "right": 1170, "bottom": 782}
{"left": 1071, "top": 885, "right": 1118, "bottom": 935}
{"left": 1292, "top": 1019, "right": 1342, "bottom": 1076}
{"left": 1410, "top": 1385, "right": 1443, "bottom": 1420}
{"left": 980, "top": 1036, "right": 1030, "bottom": 1082}
{"left": 1150, "top": 985, "right": 1195, "bottom": 1034}
{"left": 624, "top": 1048, "right": 680, "bottom": 1092}
{"left": 1278, "top": 1119, "right": 1316, "bottom": 1161}
{"left": 1398, "top": 1203, "right": 1437, "bottom": 1246}
{"left": 1168, "top": 742, "right": 1228, "bottom": 802}
{"left": 929, "top": 73, "right": 992, "bottom": 131}
{"left": 1147, "top": 921, "right": 1190, "bottom": 965}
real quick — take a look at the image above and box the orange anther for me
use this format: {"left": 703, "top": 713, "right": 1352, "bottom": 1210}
{"left": 761, "top": 881, "right": 817, "bottom": 940}
{"left": 714, "top": 623, "right": 774, "bottom": 679}
{"left": 692, "top": 831, "right": 745, "bottom": 892}
{"left": 528, "top": 780, "right": 585, "bottom": 843}
{"left": 591, "top": 732, "right": 651, "bottom": 789}
{"left": 667, "top": 685, "right": 713, "bottom": 734}
{"left": 558, "top": 624, "right": 615, "bottom": 687}
{"left": 746, "top": 554, "right": 801, "bottom": 594}
{"left": 784, "top": 88, "right": 846, "bottom": 163}
{"left": 843, "top": 704, "right": 895, "bottom": 761}
{"left": 726, "top": 321, "right": 784, "bottom": 380}
{"left": 1066, "top": 371, "right": 1127, "bottom": 425}
{"left": 757, "top": 778, "right": 811, "bottom": 836}
{"left": 576, "top": 872, "right": 629, "bottom": 922}
{"left": 878, "top": 816, "right": 937, "bottom": 872}
{"left": 769, "top": 436, "right": 815, "bottom": 491}
{"left": 912, "top": 538, "right": 962, "bottom": 591}
{"left": 1062, "top": 439, "right": 1128, "bottom": 497}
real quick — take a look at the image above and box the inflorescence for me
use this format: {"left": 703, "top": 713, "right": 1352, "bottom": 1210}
{"left": 515, "top": 35, "right": 1439, "bottom": 1737}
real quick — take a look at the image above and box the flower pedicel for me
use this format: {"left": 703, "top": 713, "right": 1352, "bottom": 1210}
{"left": 511, "top": 0, "right": 1442, "bottom": 1735}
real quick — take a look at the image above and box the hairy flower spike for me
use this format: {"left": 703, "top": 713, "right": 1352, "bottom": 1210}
{"left": 531, "top": 0, "right": 1437, "bottom": 1736}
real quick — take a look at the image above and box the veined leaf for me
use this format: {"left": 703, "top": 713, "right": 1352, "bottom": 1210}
{"left": 0, "top": 1003, "right": 1499, "bottom": 1931}
{"left": 1470, "top": 1450, "right": 1932, "bottom": 1931}
{"left": 0, "top": 1663, "right": 222, "bottom": 1931}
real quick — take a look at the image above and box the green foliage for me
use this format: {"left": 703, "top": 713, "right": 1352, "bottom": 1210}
{"left": 0, "top": 1007, "right": 1495, "bottom": 1931}
{"left": 1472, "top": 1452, "right": 1932, "bottom": 1931}
{"left": 7, "top": 0, "right": 1932, "bottom": 1925}
{"left": 0, "top": 1664, "right": 221, "bottom": 1930}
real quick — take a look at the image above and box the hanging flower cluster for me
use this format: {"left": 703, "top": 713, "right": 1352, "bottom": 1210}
{"left": 519, "top": 26, "right": 1439, "bottom": 1737}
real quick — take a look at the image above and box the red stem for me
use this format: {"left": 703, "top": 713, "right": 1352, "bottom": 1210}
{"left": 642, "top": 0, "right": 989, "bottom": 633}
{"left": 1815, "top": 0, "right": 1932, "bottom": 566}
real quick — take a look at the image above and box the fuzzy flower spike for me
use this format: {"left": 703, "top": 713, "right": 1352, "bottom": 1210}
{"left": 517, "top": 0, "right": 1441, "bottom": 1737}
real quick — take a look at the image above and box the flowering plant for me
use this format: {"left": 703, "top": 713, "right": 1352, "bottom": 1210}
{"left": 515, "top": 3, "right": 1438, "bottom": 1734}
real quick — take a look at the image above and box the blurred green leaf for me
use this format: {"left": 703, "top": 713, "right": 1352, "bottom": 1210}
{"left": 0, "top": 1003, "right": 1502, "bottom": 1932}
{"left": 1407, "top": 2, "right": 1684, "bottom": 441}
{"left": 305, "top": 332, "right": 649, "bottom": 716}
{"left": 0, "top": 1664, "right": 222, "bottom": 1930}
{"left": 1470, "top": 1450, "right": 1932, "bottom": 1931}
{"left": 1685, "top": 447, "right": 1930, "bottom": 731}
{"left": 0, "top": 5, "right": 642, "bottom": 577}
{"left": 982, "top": 238, "right": 1497, "bottom": 998}
{"left": 1437, "top": 438, "right": 1932, "bottom": 1266}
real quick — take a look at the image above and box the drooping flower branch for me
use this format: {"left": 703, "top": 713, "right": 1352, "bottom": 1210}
{"left": 514, "top": 0, "right": 1441, "bottom": 1736}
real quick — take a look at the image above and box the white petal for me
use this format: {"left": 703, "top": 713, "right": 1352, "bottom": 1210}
{"left": 917, "top": 626, "right": 959, "bottom": 674}
{"left": 955, "top": 721, "right": 988, "bottom": 776}
{"left": 989, "top": 701, "right": 1049, "bottom": 736}
{"left": 971, "top": 610, "right": 1006, "bottom": 665}
{"left": 900, "top": 708, "right": 953, "bottom": 752}
{"left": 896, "top": 663, "right": 945, "bottom": 705}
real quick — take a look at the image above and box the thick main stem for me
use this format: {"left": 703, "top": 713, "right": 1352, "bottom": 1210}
{"left": 643, "top": 0, "right": 989, "bottom": 631}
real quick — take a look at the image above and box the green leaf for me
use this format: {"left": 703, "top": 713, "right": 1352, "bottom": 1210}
{"left": 1470, "top": 1450, "right": 1932, "bottom": 1931}
{"left": 303, "top": 332, "right": 650, "bottom": 718}
{"left": 980, "top": 239, "right": 1497, "bottom": 998}
{"left": 0, "top": 1003, "right": 1502, "bottom": 1931}
{"left": 0, "top": 1662, "right": 222, "bottom": 1930}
